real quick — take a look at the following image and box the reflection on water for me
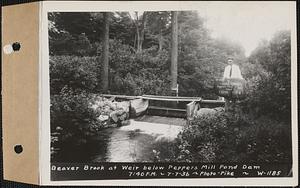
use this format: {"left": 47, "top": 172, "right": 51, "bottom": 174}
{"left": 52, "top": 116, "right": 184, "bottom": 163}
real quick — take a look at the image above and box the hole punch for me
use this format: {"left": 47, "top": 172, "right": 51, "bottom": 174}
{"left": 12, "top": 42, "right": 21, "bottom": 51}
{"left": 14, "top": 145, "right": 23, "bottom": 154}
{"left": 3, "top": 42, "right": 21, "bottom": 54}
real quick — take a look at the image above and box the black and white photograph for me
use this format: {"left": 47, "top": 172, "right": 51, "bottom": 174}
{"left": 46, "top": 1, "right": 296, "bottom": 183}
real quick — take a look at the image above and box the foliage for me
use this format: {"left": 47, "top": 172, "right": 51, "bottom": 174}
{"left": 176, "top": 109, "right": 229, "bottom": 162}
{"left": 49, "top": 32, "right": 98, "bottom": 56}
{"left": 241, "top": 30, "right": 291, "bottom": 122}
{"left": 108, "top": 40, "right": 171, "bottom": 95}
{"left": 144, "top": 11, "right": 171, "bottom": 50}
{"left": 152, "top": 30, "right": 292, "bottom": 163}
{"left": 177, "top": 11, "right": 246, "bottom": 98}
{"left": 49, "top": 12, "right": 101, "bottom": 43}
{"left": 235, "top": 116, "right": 292, "bottom": 163}
{"left": 154, "top": 111, "right": 292, "bottom": 163}
{"left": 49, "top": 11, "right": 247, "bottom": 98}
{"left": 51, "top": 87, "right": 100, "bottom": 145}
{"left": 50, "top": 55, "right": 100, "bottom": 94}
{"left": 50, "top": 41, "right": 172, "bottom": 96}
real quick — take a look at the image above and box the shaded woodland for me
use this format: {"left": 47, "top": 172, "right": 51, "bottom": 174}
{"left": 49, "top": 11, "right": 292, "bottom": 163}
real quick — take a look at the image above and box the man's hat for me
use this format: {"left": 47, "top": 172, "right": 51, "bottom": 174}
{"left": 227, "top": 56, "right": 234, "bottom": 61}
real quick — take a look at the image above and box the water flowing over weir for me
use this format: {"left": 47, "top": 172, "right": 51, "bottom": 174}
{"left": 92, "top": 116, "right": 185, "bottom": 162}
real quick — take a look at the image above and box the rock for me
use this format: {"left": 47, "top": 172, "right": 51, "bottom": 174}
{"left": 194, "top": 107, "right": 225, "bottom": 118}
{"left": 110, "top": 109, "right": 128, "bottom": 122}
{"left": 98, "top": 101, "right": 105, "bottom": 108}
{"left": 111, "top": 102, "right": 118, "bottom": 110}
{"left": 90, "top": 104, "right": 98, "bottom": 110}
{"left": 195, "top": 108, "right": 216, "bottom": 117}
{"left": 117, "top": 101, "right": 130, "bottom": 112}
{"left": 119, "top": 113, "right": 127, "bottom": 121}
{"left": 98, "top": 115, "right": 109, "bottom": 122}
{"left": 110, "top": 111, "right": 119, "bottom": 122}
{"left": 103, "top": 106, "right": 112, "bottom": 113}
{"left": 89, "top": 96, "right": 130, "bottom": 126}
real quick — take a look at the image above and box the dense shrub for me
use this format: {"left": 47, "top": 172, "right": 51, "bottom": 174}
{"left": 235, "top": 116, "right": 292, "bottom": 163}
{"left": 50, "top": 55, "right": 100, "bottom": 94}
{"left": 50, "top": 40, "right": 172, "bottom": 96}
{"left": 176, "top": 109, "right": 232, "bottom": 162}
{"left": 51, "top": 87, "right": 100, "bottom": 146}
{"left": 109, "top": 41, "right": 171, "bottom": 95}
{"left": 153, "top": 110, "right": 292, "bottom": 163}
{"left": 241, "top": 31, "right": 291, "bottom": 122}
{"left": 49, "top": 32, "right": 97, "bottom": 56}
{"left": 50, "top": 87, "right": 130, "bottom": 160}
{"left": 159, "top": 31, "right": 293, "bottom": 163}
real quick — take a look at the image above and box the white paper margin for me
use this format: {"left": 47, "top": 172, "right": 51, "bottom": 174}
{"left": 40, "top": 1, "right": 298, "bottom": 186}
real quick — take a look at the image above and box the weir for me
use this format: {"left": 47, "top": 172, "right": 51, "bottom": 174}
{"left": 100, "top": 94, "right": 225, "bottom": 119}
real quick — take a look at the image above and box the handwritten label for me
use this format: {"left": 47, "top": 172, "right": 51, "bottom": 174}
{"left": 51, "top": 163, "right": 291, "bottom": 181}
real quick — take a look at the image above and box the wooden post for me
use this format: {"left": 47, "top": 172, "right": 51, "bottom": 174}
{"left": 102, "top": 12, "right": 110, "bottom": 92}
{"left": 170, "top": 11, "right": 178, "bottom": 96}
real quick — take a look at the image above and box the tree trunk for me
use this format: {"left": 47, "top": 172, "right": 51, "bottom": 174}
{"left": 136, "top": 25, "right": 141, "bottom": 52}
{"left": 133, "top": 34, "right": 137, "bottom": 50}
{"left": 137, "top": 29, "right": 144, "bottom": 52}
{"left": 158, "top": 29, "right": 163, "bottom": 52}
{"left": 170, "top": 11, "right": 178, "bottom": 95}
{"left": 136, "top": 12, "right": 146, "bottom": 53}
{"left": 102, "top": 12, "right": 110, "bottom": 92}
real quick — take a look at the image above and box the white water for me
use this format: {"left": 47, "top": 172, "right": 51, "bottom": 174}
{"left": 93, "top": 118, "right": 183, "bottom": 162}
{"left": 120, "top": 119, "right": 183, "bottom": 141}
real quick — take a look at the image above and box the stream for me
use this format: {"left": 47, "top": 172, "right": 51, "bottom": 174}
{"left": 52, "top": 116, "right": 186, "bottom": 163}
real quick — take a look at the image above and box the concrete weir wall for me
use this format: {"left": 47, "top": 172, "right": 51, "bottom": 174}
{"left": 130, "top": 98, "right": 149, "bottom": 118}
{"left": 100, "top": 94, "right": 225, "bottom": 120}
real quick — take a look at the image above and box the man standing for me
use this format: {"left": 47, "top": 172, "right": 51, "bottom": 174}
{"left": 219, "top": 57, "right": 245, "bottom": 112}
{"left": 223, "top": 57, "right": 243, "bottom": 80}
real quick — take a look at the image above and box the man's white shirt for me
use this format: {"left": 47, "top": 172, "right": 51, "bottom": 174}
{"left": 223, "top": 64, "right": 243, "bottom": 79}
